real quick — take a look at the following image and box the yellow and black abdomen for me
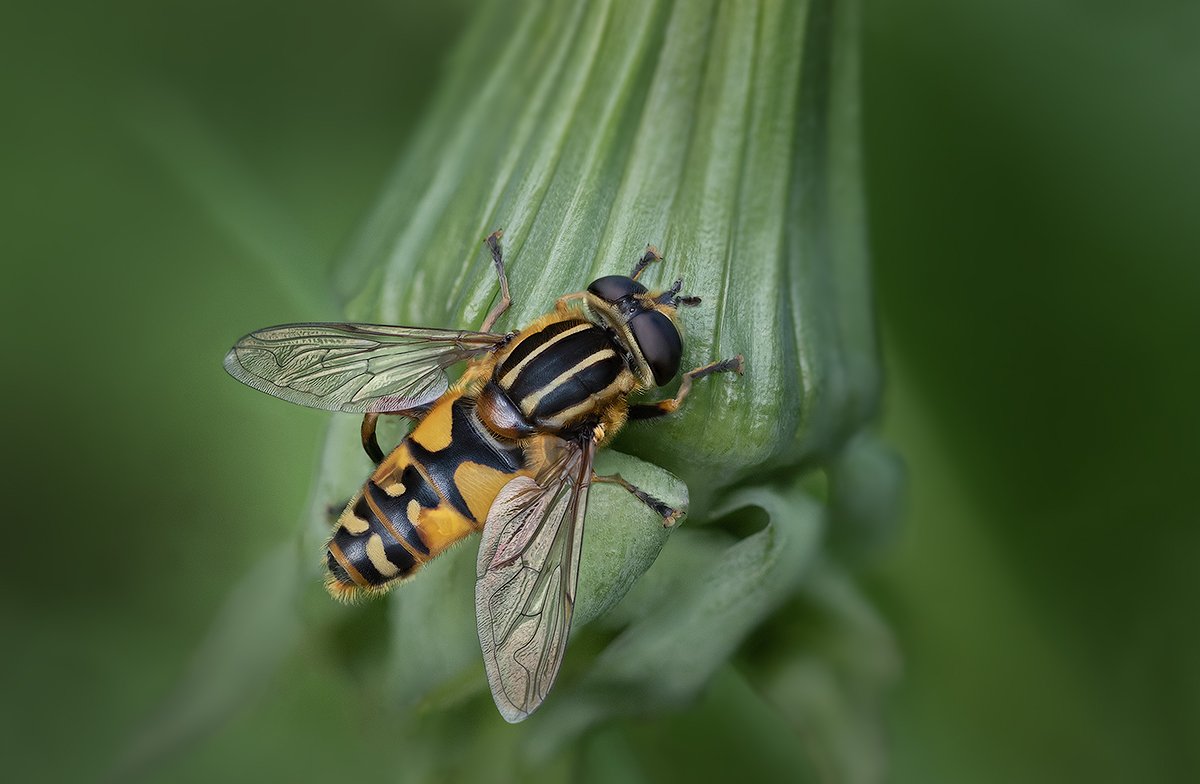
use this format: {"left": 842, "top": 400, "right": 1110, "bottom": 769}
{"left": 325, "top": 391, "right": 528, "bottom": 599}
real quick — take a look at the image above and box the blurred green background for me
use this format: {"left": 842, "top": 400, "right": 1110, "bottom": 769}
{"left": 3, "top": 0, "right": 1198, "bottom": 782}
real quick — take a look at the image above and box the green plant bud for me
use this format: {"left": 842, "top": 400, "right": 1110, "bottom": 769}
{"left": 335, "top": 0, "right": 879, "bottom": 496}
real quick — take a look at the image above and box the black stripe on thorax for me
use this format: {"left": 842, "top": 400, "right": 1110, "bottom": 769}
{"left": 529, "top": 351, "right": 625, "bottom": 420}
{"left": 406, "top": 397, "right": 525, "bottom": 522}
{"left": 497, "top": 318, "right": 588, "bottom": 378}
{"left": 504, "top": 326, "right": 616, "bottom": 402}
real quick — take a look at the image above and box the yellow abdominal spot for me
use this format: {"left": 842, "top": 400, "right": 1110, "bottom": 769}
{"left": 365, "top": 534, "right": 400, "bottom": 578}
{"left": 410, "top": 397, "right": 455, "bottom": 452}
{"left": 338, "top": 505, "right": 370, "bottom": 535}
{"left": 414, "top": 504, "right": 475, "bottom": 554}
{"left": 454, "top": 461, "right": 518, "bottom": 522}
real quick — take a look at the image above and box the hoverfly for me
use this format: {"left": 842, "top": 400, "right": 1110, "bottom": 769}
{"left": 224, "top": 232, "right": 743, "bottom": 721}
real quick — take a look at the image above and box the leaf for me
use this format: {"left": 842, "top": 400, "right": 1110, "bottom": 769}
{"left": 522, "top": 481, "right": 825, "bottom": 757}
{"left": 319, "top": 0, "right": 889, "bottom": 747}
{"left": 825, "top": 431, "right": 907, "bottom": 561}
{"left": 574, "top": 450, "right": 686, "bottom": 626}
{"left": 742, "top": 562, "right": 901, "bottom": 784}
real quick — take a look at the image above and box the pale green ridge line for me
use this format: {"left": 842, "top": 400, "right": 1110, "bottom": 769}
{"left": 334, "top": 0, "right": 520, "bottom": 304}
{"left": 378, "top": 0, "right": 551, "bottom": 323}
{"left": 828, "top": 0, "right": 880, "bottom": 427}
{"left": 660, "top": 0, "right": 720, "bottom": 251}
{"left": 549, "top": 0, "right": 669, "bottom": 282}
{"left": 501, "top": 0, "right": 618, "bottom": 312}
{"left": 782, "top": 0, "right": 822, "bottom": 450}
{"left": 818, "top": 0, "right": 857, "bottom": 440}
{"left": 724, "top": 0, "right": 795, "bottom": 462}
{"left": 660, "top": 0, "right": 746, "bottom": 367}
{"left": 453, "top": 0, "right": 616, "bottom": 323}
{"left": 424, "top": 5, "right": 583, "bottom": 327}
{"left": 811, "top": 0, "right": 840, "bottom": 451}
{"left": 714, "top": 0, "right": 764, "bottom": 363}
{"left": 773, "top": 0, "right": 815, "bottom": 449}
{"left": 593, "top": 0, "right": 715, "bottom": 281}
{"left": 658, "top": 0, "right": 721, "bottom": 367}
{"left": 448, "top": 1, "right": 594, "bottom": 326}
{"left": 703, "top": 0, "right": 761, "bottom": 442}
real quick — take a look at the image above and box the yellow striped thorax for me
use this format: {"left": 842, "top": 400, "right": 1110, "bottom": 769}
{"left": 477, "top": 313, "right": 640, "bottom": 440}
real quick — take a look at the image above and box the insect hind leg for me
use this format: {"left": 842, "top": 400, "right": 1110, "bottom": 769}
{"left": 361, "top": 408, "right": 425, "bottom": 465}
{"left": 593, "top": 472, "right": 682, "bottom": 528}
{"left": 361, "top": 414, "right": 387, "bottom": 464}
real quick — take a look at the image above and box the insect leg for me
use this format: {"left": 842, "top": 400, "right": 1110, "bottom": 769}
{"left": 628, "top": 355, "right": 745, "bottom": 420}
{"left": 654, "top": 278, "right": 702, "bottom": 308}
{"left": 361, "top": 414, "right": 387, "bottom": 464}
{"left": 480, "top": 230, "right": 512, "bottom": 332}
{"left": 553, "top": 290, "right": 589, "bottom": 314}
{"left": 361, "top": 410, "right": 422, "bottom": 464}
{"left": 629, "top": 244, "right": 662, "bottom": 281}
{"left": 593, "top": 472, "right": 682, "bottom": 527}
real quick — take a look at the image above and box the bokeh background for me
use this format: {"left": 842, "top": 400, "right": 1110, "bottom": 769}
{"left": 4, "top": 0, "right": 1198, "bottom": 782}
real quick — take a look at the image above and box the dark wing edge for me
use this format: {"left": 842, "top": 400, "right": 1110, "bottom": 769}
{"left": 223, "top": 322, "right": 506, "bottom": 413}
{"left": 475, "top": 437, "right": 596, "bottom": 723}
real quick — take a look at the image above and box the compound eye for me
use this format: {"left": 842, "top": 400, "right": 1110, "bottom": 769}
{"left": 629, "top": 310, "right": 682, "bottom": 386}
{"left": 587, "top": 275, "right": 647, "bottom": 304}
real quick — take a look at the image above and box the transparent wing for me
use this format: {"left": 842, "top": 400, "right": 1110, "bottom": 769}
{"left": 475, "top": 437, "right": 596, "bottom": 723}
{"left": 223, "top": 323, "right": 505, "bottom": 413}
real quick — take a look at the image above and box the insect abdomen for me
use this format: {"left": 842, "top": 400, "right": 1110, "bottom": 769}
{"left": 325, "top": 392, "right": 528, "bottom": 599}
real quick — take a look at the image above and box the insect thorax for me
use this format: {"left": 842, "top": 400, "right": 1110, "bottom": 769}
{"left": 478, "top": 316, "right": 634, "bottom": 438}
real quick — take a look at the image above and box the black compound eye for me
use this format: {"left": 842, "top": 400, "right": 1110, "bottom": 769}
{"left": 587, "top": 275, "right": 647, "bottom": 303}
{"left": 629, "top": 310, "right": 682, "bottom": 386}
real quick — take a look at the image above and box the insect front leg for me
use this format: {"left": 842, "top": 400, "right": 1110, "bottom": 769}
{"left": 552, "top": 290, "right": 589, "bottom": 314}
{"left": 592, "top": 472, "right": 682, "bottom": 528}
{"left": 628, "top": 355, "right": 745, "bottom": 420}
{"left": 480, "top": 230, "right": 513, "bottom": 332}
{"left": 629, "top": 244, "right": 662, "bottom": 281}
